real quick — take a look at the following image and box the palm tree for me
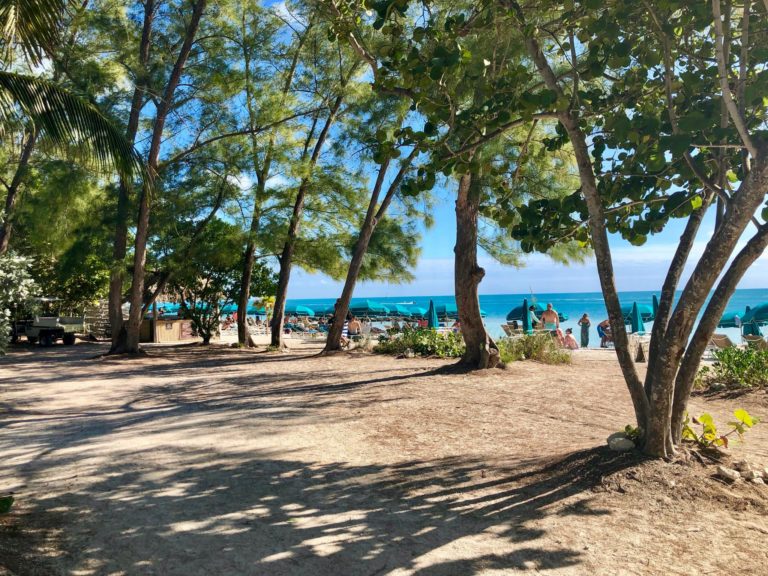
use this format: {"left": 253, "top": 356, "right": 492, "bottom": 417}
{"left": 0, "top": 0, "right": 144, "bottom": 253}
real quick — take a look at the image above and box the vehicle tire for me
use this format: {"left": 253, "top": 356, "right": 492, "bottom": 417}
{"left": 63, "top": 333, "right": 76, "bottom": 345}
{"left": 40, "top": 333, "right": 54, "bottom": 347}
{"left": 27, "top": 336, "right": 38, "bottom": 344}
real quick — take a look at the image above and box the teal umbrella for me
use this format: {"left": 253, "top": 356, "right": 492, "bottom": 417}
{"left": 311, "top": 304, "right": 335, "bottom": 316}
{"left": 521, "top": 298, "right": 532, "bottom": 334}
{"left": 409, "top": 306, "right": 428, "bottom": 318}
{"left": 392, "top": 304, "right": 412, "bottom": 317}
{"left": 427, "top": 300, "right": 439, "bottom": 328}
{"left": 436, "top": 302, "right": 486, "bottom": 319}
{"left": 284, "top": 304, "right": 314, "bottom": 317}
{"left": 742, "top": 303, "right": 768, "bottom": 326}
{"left": 718, "top": 310, "right": 744, "bottom": 328}
{"left": 349, "top": 299, "right": 390, "bottom": 317}
{"left": 743, "top": 321, "right": 762, "bottom": 337}
{"left": 622, "top": 303, "right": 654, "bottom": 322}
{"left": 630, "top": 302, "right": 646, "bottom": 334}
{"left": 652, "top": 295, "right": 659, "bottom": 320}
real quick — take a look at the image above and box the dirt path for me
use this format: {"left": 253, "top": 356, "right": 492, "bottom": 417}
{"left": 1, "top": 344, "right": 767, "bottom": 575}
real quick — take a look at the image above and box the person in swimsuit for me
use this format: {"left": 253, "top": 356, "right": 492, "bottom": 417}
{"left": 597, "top": 319, "right": 612, "bottom": 347}
{"left": 540, "top": 303, "right": 560, "bottom": 331}
{"left": 578, "top": 313, "right": 591, "bottom": 348}
{"left": 563, "top": 328, "right": 579, "bottom": 349}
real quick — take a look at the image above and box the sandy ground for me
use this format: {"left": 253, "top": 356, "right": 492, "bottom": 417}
{"left": 1, "top": 342, "right": 767, "bottom": 576}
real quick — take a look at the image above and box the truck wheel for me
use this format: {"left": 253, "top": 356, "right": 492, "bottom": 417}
{"left": 63, "top": 333, "right": 76, "bottom": 345}
{"left": 40, "top": 333, "right": 54, "bottom": 347}
{"left": 27, "top": 336, "right": 38, "bottom": 344}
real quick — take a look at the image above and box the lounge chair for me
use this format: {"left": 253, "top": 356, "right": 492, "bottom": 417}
{"left": 501, "top": 324, "right": 512, "bottom": 337}
{"left": 706, "top": 333, "right": 736, "bottom": 358}
{"left": 743, "top": 335, "right": 768, "bottom": 350}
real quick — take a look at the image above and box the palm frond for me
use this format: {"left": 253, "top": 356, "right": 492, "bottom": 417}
{"left": 0, "top": 70, "right": 145, "bottom": 182}
{"left": 0, "top": 0, "right": 69, "bottom": 65}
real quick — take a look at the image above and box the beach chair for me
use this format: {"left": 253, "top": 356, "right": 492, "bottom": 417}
{"left": 743, "top": 335, "right": 768, "bottom": 350}
{"left": 501, "top": 324, "right": 512, "bottom": 337}
{"left": 706, "top": 333, "right": 736, "bottom": 358}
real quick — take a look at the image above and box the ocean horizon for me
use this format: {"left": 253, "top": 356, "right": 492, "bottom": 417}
{"left": 287, "top": 288, "right": 768, "bottom": 346}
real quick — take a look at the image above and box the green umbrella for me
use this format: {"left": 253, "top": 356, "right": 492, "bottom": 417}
{"left": 392, "top": 304, "right": 412, "bottom": 317}
{"left": 521, "top": 298, "right": 532, "bottom": 334}
{"left": 409, "top": 306, "right": 428, "bottom": 318}
{"left": 742, "top": 321, "right": 762, "bottom": 337}
{"left": 630, "top": 302, "right": 646, "bottom": 335}
{"left": 427, "top": 300, "right": 439, "bottom": 328}
{"left": 622, "top": 303, "right": 654, "bottom": 322}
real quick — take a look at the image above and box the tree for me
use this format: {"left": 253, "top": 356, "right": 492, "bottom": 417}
{"left": 172, "top": 219, "right": 277, "bottom": 345}
{"left": 0, "top": 0, "right": 144, "bottom": 255}
{"left": 325, "top": 0, "right": 582, "bottom": 367}
{"left": 503, "top": 0, "right": 768, "bottom": 456}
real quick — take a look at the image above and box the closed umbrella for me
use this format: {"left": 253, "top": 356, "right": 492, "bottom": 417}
{"left": 427, "top": 300, "right": 439, "bottom": 328}
{"left": 630, "top": 302, "right": 646, "bottom": 334}
{"left": 521, "top": 298, "right": 532, "bottom": 334}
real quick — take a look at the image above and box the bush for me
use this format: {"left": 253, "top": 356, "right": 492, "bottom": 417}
{"left": 374, "top": 329, "right": 465, "bottom": 358}
{"left": 697, "top": 347, "right": 768, "bottom": 390}
{"left": 0, "top": 252, "right": 38, "bottom": 354}
{"left": 497, "top": 333, "right": 571, "bottom": 365}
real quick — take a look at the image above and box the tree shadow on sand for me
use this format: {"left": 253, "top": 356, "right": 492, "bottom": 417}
{"left": 1, "top": 445, "right": 641, "bottom": 575}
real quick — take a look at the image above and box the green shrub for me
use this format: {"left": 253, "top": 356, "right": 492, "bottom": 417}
{"left": 374, "top": 329, "right": 465, "bottom": 358}
{"left": 697, "top": 347, "right": 768, "bottom": 390}
{"left": 497, "top": 333, "right": 571, "bottom": 365}
{"left": 681, "top": 409, "right": 759, "bottom": 449}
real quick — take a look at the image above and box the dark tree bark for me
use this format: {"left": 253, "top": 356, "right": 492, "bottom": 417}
{"left": 108, "top": 0, "right": 155, "bottom": 351}
{"left": 454, "top": 172, "right": 500, "bottom": 369}
{"left": 0, "top": 129, "right": 38, "bottom": 255}
{"left": 670, "top": 224, "right": 768, "bottom": 442}
{"left": 120, "top": 0, "right": 208, "bottom": 354}
{"left": 270, "top": 95, "right": 344, "bottom": 348}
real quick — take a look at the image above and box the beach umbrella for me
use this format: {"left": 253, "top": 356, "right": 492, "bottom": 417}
{"left": 718, "top": 310, "right": 744, "bottom": 328}
{"left": 349, "top": 299, "right": 390, "bottom": 317}
{"left": 742, "top": 303, "right": 768, "bottom": 326}
{"left": 284, "top": 304, "right": 314, "bottom": 317}
{"left": 427, "top": 300, "right": 439, "bottom": 328}
{"left": 409, "top": 306, "right": 428, "bottom": 318}
{"left": 630, "top": 302, "right": 646, "bottom": 334}
{"left": 392, "top": 304, "right": 413, "bottom": 318}
{"left": 621, "top": 303, "right": 654, "bottom": 322}
{"left": 247, "top": 306, "right": 267, "bottom": 316}
{"left": 652, "top": 295, "right": 659, "bottom": 320}
{"left": 521, "top": 298, "right": 532, "bottom": 334}
{"left": 742, "top": 321, "right": 762, "bottom": 337}
{"left": 436, "top": 303, "right": 458, "bottom": 319}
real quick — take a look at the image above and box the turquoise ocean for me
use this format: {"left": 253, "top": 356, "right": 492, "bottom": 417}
{"left": 287, "top": 288, "right": 768, "bottom": 348}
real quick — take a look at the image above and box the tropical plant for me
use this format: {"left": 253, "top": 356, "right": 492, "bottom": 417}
{"left": 497, "top": 334, "right": 571, "bottom": 365}
{"left": 681, "top": 409, "right": 759, "bottom": 449}
{"left": 375, "top": 329, "right": 465, "bottom": 358}
{"left": 697, "top": 348, "right": 768, "bottom": 390}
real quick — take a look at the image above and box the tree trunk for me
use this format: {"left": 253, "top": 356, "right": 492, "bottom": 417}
{"left": 270, "top": 95, "right": 344, "bottom": 347}
{"left": 670, "top": 224, "right": 768, "bottom": 442}
{"left": 108, "top": 0, "right": 155, "bottom": 351}
{"left": 324, "top": 160, "right": 391, "bottom": 352}
{"left": 121, "top": 0, "right": 207, "bottom": 354}
{"left": 454, "top": 173, "right": 499, "bottom": 369}
{"left": 0, "top": 129, "right": 38, "bottom": 255}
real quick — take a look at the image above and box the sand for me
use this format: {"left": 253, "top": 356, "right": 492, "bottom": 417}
{"left": 1, "top": 342, "right": 767, "bottom": 575}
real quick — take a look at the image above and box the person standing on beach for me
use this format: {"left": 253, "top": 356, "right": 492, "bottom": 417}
{"left": 578, "top": 313, "right": 591, "bottom": 348}
{"left": 540, "top": 303, "right": 560, "bottom": 330}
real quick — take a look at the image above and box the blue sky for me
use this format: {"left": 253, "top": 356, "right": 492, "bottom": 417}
{"left": 290, "top": 188, "right": 768, "bottom": 299}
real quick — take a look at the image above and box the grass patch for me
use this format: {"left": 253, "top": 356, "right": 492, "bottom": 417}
{"left": 497, "top": 333, "right": 571, "bottom": 365}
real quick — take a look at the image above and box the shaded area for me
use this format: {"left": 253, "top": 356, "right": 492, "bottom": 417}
{"left": 1, "top": 446, "right": 636, "bottom": 575}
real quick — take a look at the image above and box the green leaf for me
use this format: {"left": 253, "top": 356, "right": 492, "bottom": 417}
{"left": 733, "top": 409, "right": 755, "bottom": 427}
